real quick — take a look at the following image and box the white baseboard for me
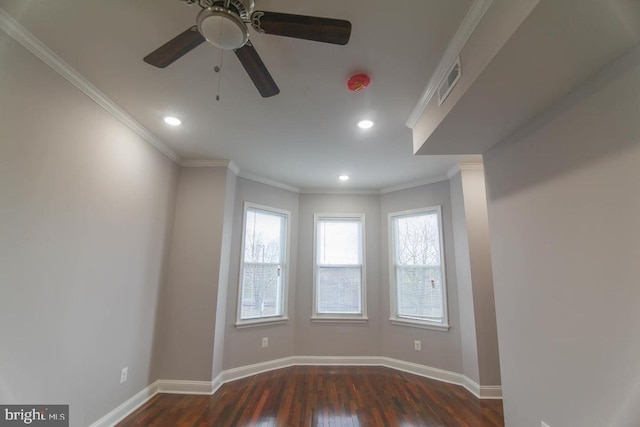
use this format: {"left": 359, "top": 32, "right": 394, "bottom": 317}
{"left": 462, "top": 376, "right": 481, "bottom": 397}
{"left": 381, "top": 357, "right": 464, "bottom": 387}
{"left": 91, "top": 356, "right": 502, "bottom": 426}
{"left": 478, "top": 385, "right": 503, "bottom": 399}
{"left": 155, "top": 379, "right": 214, "bottom": 395}
{"left": 89, "top": 382, "right": 158, "bottom": 427}
{"left": 211, "top": 373, "right": 225, "bottom": 396}
{"left": 295, "top": 355, "right": 382, "bottom": 366}
{"left": 219, "top": 356, "right": 297, "bottom": 383}
{"left": 460, "top": 376, "right": 503, "bottom": 400}
{"left": 216, "top": 356, "right": 501, "bottom": 399}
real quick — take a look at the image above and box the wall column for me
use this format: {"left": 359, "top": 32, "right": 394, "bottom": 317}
{"left": 153, "top": 164, "right": 234, "bottom": 382}
{"left": 450, "top": 163, "right": 501, "bottom": 388}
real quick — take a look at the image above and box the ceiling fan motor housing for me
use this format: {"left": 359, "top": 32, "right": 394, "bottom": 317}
{"left": 183, "top": 0, "right": 254, "bottom": 19}
{"left": 197, "top": 6, "right": 249, "bottom": 50}
{"left": 213, "top": 0, "right": 254, "bottom": 20}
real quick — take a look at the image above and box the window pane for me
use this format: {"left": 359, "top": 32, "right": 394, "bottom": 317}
{"left": 244, "top": 210, "right": 284, "bottom": 264}
{"left": 396, "top": 266, "right": 443, "bottom": 320}
{"left": 241, "top": 263, "right": 282, "bottom": 319}
{"left": 240, "top": 207, "right": 287, "bottom": 322}
{"left": 317, "top": 267, "right": 361, "bottom": 313}
{"left": 391, "top": 209, "right": 447, "bottom": 326}
{"left": 318, "top": 220, "right": 360, "bottom": 265}
{"left": 394, "top": 213, "right": 440, "bottom": 266}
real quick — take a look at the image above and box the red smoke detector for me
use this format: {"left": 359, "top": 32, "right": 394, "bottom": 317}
{"left": 347, "top": 73, "right": 371, "bottom": 92}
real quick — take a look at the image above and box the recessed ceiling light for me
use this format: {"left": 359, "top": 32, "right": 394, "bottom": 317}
{"left": 357, "top": 119, "right": 374, "bottom": 129}
{"left": 164, "top": 116, "right": 182, "bottom": 126}
{"left": 339, "top": 175, "right": 350, "bottom": 181}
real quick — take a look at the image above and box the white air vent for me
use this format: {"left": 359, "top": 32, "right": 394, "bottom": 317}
{"left": 437, "top": 57, "right": 461, "bottom": 106}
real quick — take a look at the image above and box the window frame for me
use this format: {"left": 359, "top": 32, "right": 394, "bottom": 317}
{"left": 312, "top": 213, "right": 367, "bottom": 323}
{"left": 235, "top": 202, "right": 291, "bottom": 328}
{"left": 388, "top": 206, "right": 449, "bottom": 331}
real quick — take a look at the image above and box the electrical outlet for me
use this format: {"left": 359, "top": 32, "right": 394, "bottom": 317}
{"left": 541, "top": 422, "right": 550, "bottom": 427}
{"left": 120, "top": 367, "right": 128, "bottom": 384}
{"left": 414, "top": 340, "right": 421, "bottom": 351}
{"left": 262, "top": 337, "right": 268, "bottom": 348}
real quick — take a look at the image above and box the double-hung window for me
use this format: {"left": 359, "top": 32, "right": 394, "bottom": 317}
{"left": 237, "top": 203, "right": 290, "bottom": 327}
{"left": 389, "top": 207, "right": 449, "bottom": 330}
{"left": 313, "top": 214, "right": 366, "bottom": 321}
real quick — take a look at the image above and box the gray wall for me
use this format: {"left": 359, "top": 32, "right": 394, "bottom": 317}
{"left": 484, "top": 47, "right": 640, "bottom": 426}
{"left": 0, "top": 36, "right": 178, "bottom": 427}
{"left": 223, "top": 178, "right": 299, "bottom": 369}
{"left": 295, "top": 194, "right": 382, "bottom": 357}
{"left": 153, "top": 166, "right": 230, "bottom": 381}
{"left": 379, "top": 181, "right": 462, "bottom": 373}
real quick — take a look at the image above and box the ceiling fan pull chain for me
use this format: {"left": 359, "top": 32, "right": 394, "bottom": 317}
{"left": 215, "top": 48, "right": 224, "bottom": 101}
{"left": 213, "top": 6, "right": 227, "bottom": 102}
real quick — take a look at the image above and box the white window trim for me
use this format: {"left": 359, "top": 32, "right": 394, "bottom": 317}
{"left": 312, "top": 213, "right": 367, "bottom": 323}
{"left": 388, "top": 206, "right": 449, "bottom": 331}
{"left": 235, "top": 202, "right": 291, "bottom": 328}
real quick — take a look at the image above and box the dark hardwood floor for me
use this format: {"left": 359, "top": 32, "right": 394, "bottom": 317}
{"left": 118, "top": 366, "right": 504, "bottom": 427}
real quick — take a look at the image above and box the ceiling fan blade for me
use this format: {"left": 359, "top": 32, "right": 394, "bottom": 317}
{"left": 144, "top": 26, "right": 205, "bottom": 68}
{"left": 234, "top": 41, "right": 280, "bottom": 98}
{"left": 251, "top": 11, "right": 351, "bottom": 45}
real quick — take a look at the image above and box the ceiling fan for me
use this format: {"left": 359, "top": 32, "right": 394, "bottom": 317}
{"left": 144, "top": 0, "right": 352, "bottom": 97}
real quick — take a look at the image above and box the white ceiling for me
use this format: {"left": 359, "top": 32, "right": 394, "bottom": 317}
{"left": 0, "top": 0, "right": 484, "bottom": 191}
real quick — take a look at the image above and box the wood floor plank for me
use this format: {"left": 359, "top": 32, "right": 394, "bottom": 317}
{"left": 118, "top": 366, "right": 504, "bottom": 427}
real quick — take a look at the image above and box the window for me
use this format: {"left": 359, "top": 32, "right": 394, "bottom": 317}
{"left": 389, "top": 207, "right": 449, "bottom": 330}
{"left": 237, "top": 203, "right": 290, "bottom": 327}
{"left": 313, "top": 214, "right": 366, "bottom": 322}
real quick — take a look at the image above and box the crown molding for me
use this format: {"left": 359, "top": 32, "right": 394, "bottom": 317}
{"left": 405, "top": 0, "right": 493, "bottom": 128}
{"left": 446, "top": 164, "right": 461, "bottom": 179}
{"left": 237, "top": 173, "right": 454, "bottom": 195}
{"left": 180, "top": 159, "right": 230, "bottom": 168}
{"left": 179, "top": 160, "right": 241, "bottom": 177}
{"left": 300, "top": 188, "right": 380, "bottom": 195}
{"left": 0, "top": 8, "right": 180, "bottom": 163}
{"left": 228, "top": 161, "right": 240, "bottom": 175}
{"left": 238, "top": 173, "right": 301, "bottom": 194}
{"left": 379, "top": 175, "right": 449, "bottom": 194}
{"left": 459, "top": 162, "right": 484, "bottom": 171}
{"left": 446, "top": 162, "right": 485, "bottom": 179}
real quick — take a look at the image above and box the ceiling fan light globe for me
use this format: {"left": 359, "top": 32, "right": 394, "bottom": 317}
{"left": 197, "top": 7, "right": 248, "bottom": 50}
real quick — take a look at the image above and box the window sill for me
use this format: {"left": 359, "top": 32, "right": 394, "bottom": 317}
{"left": 311, "top": 316, "right": 369, "bottom": 324}
{"left": 390, "top": 317, "right": 450, "bottom": 331}
{"left": 235, "top": 317, "right": 289, "bottom": 329}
